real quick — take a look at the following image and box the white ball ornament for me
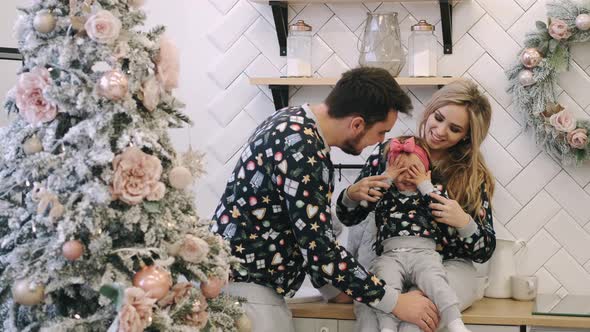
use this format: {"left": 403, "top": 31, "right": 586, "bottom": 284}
{"left": 169, "top": 166, "right": 193, "bottom": 190}
{"left": 575, "top": 13, "right": 590, "bottom": 31}
{"left": 12, "top": 279, "right": 44, "bottom": 306}
{"left": 33, "top": 11, "right": 56, "bottom": 34}
{"left": 518, "top": 69, "right": 535, "bottom": 87}
{"left": 23, "top": 135, "right": 43, "bottom": 155}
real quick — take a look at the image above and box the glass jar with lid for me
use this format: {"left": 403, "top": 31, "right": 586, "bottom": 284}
{"left": 408, "top": 20, "right": 437, "bottom": 77}
{"left": 287, "top": 20, "right": 312, "bottom": 77}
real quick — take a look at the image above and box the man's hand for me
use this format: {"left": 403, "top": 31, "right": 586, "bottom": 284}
{"left": 392, "top": 290, "right": 439, "bottom": 332}
{"left": 346, "top": 174, "right": 392, "bottom": 203}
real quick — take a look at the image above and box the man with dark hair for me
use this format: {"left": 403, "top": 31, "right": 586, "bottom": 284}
{"left": 212, "top": 67, "right": 438, "bottom": 332}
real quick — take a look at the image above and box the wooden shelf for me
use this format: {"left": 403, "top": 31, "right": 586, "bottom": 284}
{"left": 0, "top": 47, "right": 22, "bottom": 61}
{"left": 288, "top": 298, "right": 590, "bottom": 329}
{"left": 250, "top": 76, "right": 456, "bottom": 86}
{"left": 251, "top": 1, "right": 453, "bottom": 55}
{"left": 253, "top": 76, "right": 455, "bottom": 110}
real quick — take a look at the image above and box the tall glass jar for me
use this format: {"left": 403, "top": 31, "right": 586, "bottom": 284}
{"left": 287, "top": 20, "right": 312, "bottom": 77}
{"left": 408, "top": 20, "right": 437, "bottom": 77}
{"left": 358, "top": 12, "right": 405, "bottom": 76}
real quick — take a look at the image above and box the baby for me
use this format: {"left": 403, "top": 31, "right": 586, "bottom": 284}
{"left": 364, "top": 136, "right": 471, "bottom": 332}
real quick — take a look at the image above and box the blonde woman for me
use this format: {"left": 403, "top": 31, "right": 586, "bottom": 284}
{"left": 334, "top": 79, "right": 496, "bottom": 332}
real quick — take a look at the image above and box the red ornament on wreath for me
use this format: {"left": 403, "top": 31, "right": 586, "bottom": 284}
{"left": 520, "top": 48, "right": 542, "bottom": 68}
{"left": 133, "top": 265, "right": 172, "bottom": 300}
{"left": 518, "top": 69, "right": 535, "bottom": 86}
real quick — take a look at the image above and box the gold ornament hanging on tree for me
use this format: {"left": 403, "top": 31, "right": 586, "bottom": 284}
{"left": 33, "top": 10, "right": 56, "bottom": 34}
{"left": 12, "top": 279, "right": 45, "bottom": 306}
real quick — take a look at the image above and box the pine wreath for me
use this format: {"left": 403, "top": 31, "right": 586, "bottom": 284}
{"left": 507, "top": 0, "right": 590, "bottom": 165}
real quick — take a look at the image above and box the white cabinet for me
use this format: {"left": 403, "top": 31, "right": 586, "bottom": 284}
{"left": 294, "top": 318, "right": 338, "bottom": 332}
{"left": 467, "top": 325, "right": 520, "bottom": 332}
{"left": 338, "top": 320, "right": 355, "bottom": 332}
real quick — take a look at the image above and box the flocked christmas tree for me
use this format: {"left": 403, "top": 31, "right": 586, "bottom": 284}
{"left": 0, "top": 0, "right": 249, "bottom": 331}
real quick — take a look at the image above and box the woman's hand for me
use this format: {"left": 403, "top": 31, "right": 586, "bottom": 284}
{"left": 429, "top": 193, "right": 470, "bottom": 228}
{"left": 346, "top": 174, "right": 392, "bottom": 203}
{"left": 407, "top": 164, "right": 431, "bottom": 185}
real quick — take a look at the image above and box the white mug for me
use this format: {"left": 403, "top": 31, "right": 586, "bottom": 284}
{"left": 511, "top": 275, "right": 538, "bottom": 301}
{"left": 474, "top": 276, "right": 489, "bottom": 301}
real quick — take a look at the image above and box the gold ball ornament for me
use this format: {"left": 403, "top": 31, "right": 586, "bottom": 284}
{"left": 520, "top": 48, "right": 542, "bottom": 68}
{"left": 169, "top": 166, "right": 193, "bottom": 190}
{"left": 236, "top": 314, "right": 252, "bottom": 332}
{"left": 133, "top": 265, "right": 172, "bottom": 300}
{"left": 575, "top": 13, "right": 590, "bottom": 31}
{"left": 12, "top": 279, "right": 44, "bottom": 306}
{"left": 518, "top": 69, "right": 535, "bottom": 87}
{"left": 62, "top": 240, "right": 84, "bottom": 261}
{"left": 200, "top": 277, "right": 225, "bottom": 299}
{"left": 33, "top": 11, "right": 56, "bottom": 34}
{"left": 23, "top": 135, "right": 43, "bottom": 155}
{"left": 97, "top": 70, "right": 128, "bottom": 101}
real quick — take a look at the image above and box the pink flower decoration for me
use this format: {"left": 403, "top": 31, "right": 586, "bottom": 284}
{"left": 185, "top": 298, "right": 209, "bottom": 329}
{"left": 15, "top": 67, "right": 57, "bottom": 125}
{"left": 117, "top": 287, "right": 157, "bottom": 332}
{"left": 156, "top": 36, "right": 179, "bottom": 91}
{"left": 111, "top": 147, "right": 166, "bottom": 205}
{"left": 549, "top": 110, "right": 576, "bottom": 132}
{"left": 140, "top": 77, "right": 161, "bottom": 112}
{"left": 178, "top": 234, "right": 210, "bottom": 264}
{"left": 85, "top": 10, "right": 122, "bottom": 44}
{"left": 567, "top": 128, "right": 588, "bottom": 149}
{"left": 548, "top": 18, "right": 572, "bottom": 41}
{"left": 157, "top": 282, "right": 193, "bottom": 307}
{"left": 117, "top": 304, "right": 143, "bottom": 332}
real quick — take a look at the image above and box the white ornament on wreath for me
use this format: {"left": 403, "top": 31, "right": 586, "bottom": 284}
{"left": 507, "top": 0, "right": 590, "bottom": 165}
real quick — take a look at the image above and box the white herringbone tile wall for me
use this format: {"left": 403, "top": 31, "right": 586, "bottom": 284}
{"left": 1, "top": 0, "right": 590, "bottom": 296}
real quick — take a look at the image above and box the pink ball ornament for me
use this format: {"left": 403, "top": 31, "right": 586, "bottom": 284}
{"left": 133, "top": 265, "right": 172, "bottom": 300}
{"left": 518, "top": 69, "right": 535, "bottom": 87}
{"left": 575, "top": 13, "right": 590, "bottom": 31}
{"left": 520, "top": 48, "right": 542, "bottom": 68}
{"left": 62, "top": 240, "right": 84, "bottom": 261}
{"left": 97, "top": 70, "right": 128, "bottom": 101}
{"left": 12, "top": 279, "right": 44, "bottom": 306}
{"left": 200, "top": 277, "right": 225, "bottom": 299}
